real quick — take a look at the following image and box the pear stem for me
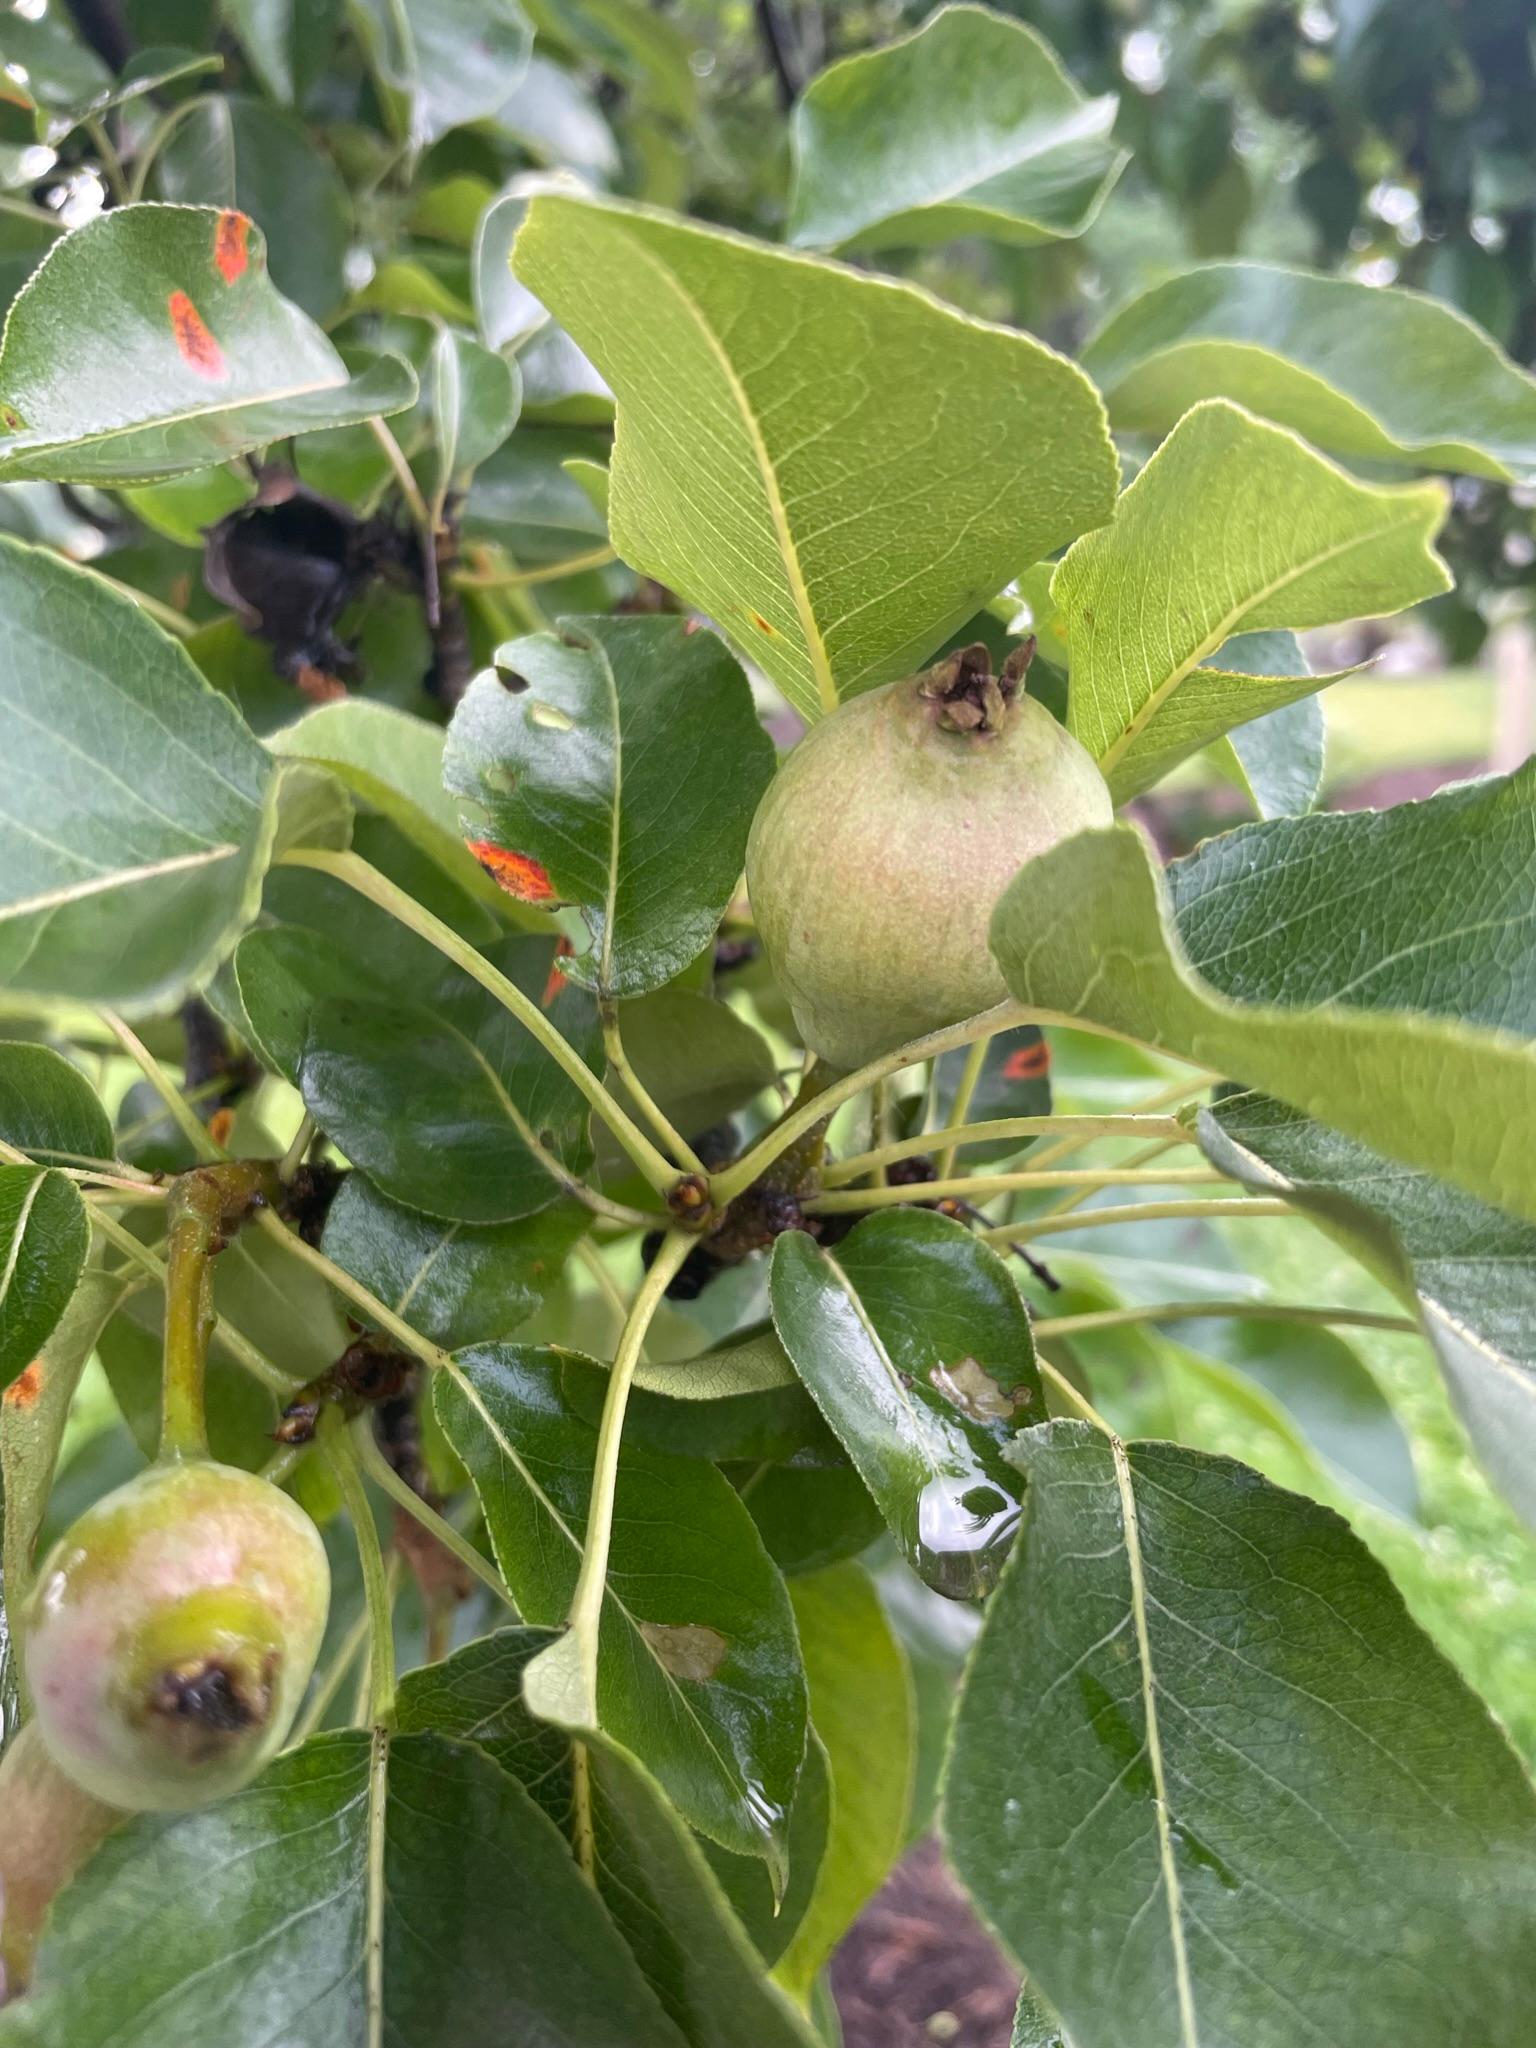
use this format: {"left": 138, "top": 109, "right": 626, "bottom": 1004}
{"left": 159, "top": 1162, "right": 277, "bottom": 1462}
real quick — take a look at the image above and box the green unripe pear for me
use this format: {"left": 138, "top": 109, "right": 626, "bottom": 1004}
{"left": 746, "top": 644, "right": 1113, "bottom": 1071}
{"left": 0, "top": 1721, "right": 121, "bottom": 2001}
{"left": 22, "top": 1460, "right": 329, "bottom": 1813}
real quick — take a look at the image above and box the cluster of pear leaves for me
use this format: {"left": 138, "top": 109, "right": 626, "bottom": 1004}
{"left": 0, "top": 4, "right": 1534, "bottom": 2046}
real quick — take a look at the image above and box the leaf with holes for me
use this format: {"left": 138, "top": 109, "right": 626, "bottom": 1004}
{"left": 445, "top": 615, "right": 775, "bottom": 997}
{"left": 511, "top": 192, "right": 1116, "bottom": 722}
{"left": 434, "top": 1345, "right": 807, "bottom": 1871}
{"left": 0, "top": 539, "right": 277, "bottom": 1016}
{"left": 0, "top": 204, "right": 415, "bottom": 484}
{"left": 770, "top": 1211, "right": 1041, "bottom": 1599}
{"left": 945, "top": 1423, "right": 1536, "bottom": 2048}
{"left": 788, "top": 4, "right": 1125, "bottom": 253}
{"left": 1054, "top": 400, "right": 1448, "bottom": 800}
{"left": 1081, "top": 261, "right": 1536, "bottom": 483}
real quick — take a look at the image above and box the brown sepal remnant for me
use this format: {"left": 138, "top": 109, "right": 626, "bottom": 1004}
{"left": 918, "top": 638, "right": 1036, "bottom": 736}
{"left": 273, "top": 1336, "right": 415, "bottom": 1447}
{"left": 466, "top": 840, "right": 558, "bottom": 905}
{"left": 147, "top": 1651, "right": 277, "bottom": 1759}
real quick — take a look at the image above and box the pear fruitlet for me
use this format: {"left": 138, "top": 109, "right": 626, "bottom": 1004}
{"left": 746, "top": 645, "right": 1112, "bottom": 1071}
{"left": 0, "top": 1721, "right": 121, "bottom": 2002}
{"left": 23, "top": 1460, "right": 329, "bottom": 1813}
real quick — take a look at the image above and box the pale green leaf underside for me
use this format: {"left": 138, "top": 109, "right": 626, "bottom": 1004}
{"left": 1201, "top": 1091, "right": 1536, "bottom": 1531}
{"left": 989, "top": 823, "right": 1536, "bottom": 1225}
{"left": 0, "top": 204, "right": 415, "bottom": 484}
{"left": 787, "top": 2, "right": 1125, "bottom": 254}
{"left": 512, "top": 191, "right": 1116, "bottom": 722}
{"left": 1082, "top": 261, "right": 1536, "bottom": 483}
{"left": 1053, "top": 400, "right": 1448, "bottom": 799}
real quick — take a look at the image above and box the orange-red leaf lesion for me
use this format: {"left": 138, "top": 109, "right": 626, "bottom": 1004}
{"left": 213, "top": 210, "right": 252, "bottom": 284}
{"left": 168, "top": 290, "right": 225, "bottom": 378}
{"left": 466, "top": 839, "right": 558, "bottom": 905}
{"left": 5, "top": 1360, "right": 45, "bottom": 1410}
{"left": 541, "top": 936, "right": 577, "bottom": 1007}
{"left": 1002, "top": 1041, "right": 1051, "bottom": 1082}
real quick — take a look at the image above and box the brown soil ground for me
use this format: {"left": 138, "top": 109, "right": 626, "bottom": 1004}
{"left": 832, "top": 1837, "right": 1019, "bottom": 2047}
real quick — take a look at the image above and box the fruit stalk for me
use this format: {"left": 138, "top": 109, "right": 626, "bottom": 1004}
{"left": 159, "top": 1161, "right": 277, "bottom": 1461}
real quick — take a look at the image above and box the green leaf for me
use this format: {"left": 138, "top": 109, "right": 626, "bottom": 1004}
{"left": 1013, "top": 1983, "right": 1072, "bottom": 2046}
{"left": 599, "top": 988, "right": 777, "bottom": 1171}
{"left": 0, "top": 1165, "right": 87, "bottom": 1392}
{"left": 427, "top": 322, "right": 521, "bottom": 494}
{"left": 0, "top": 205, "right": 60, "bottom": 322}
{"left": 0, "top": 538, "right": 277, "bottom": 1016}
{"left": 770, "top": 1210, "right": 1041, "bottom": 1598}
{"left": 352, "top": 0, "right": 533, "bottom": 145}
{"left": 235, "top": 874, "right": 594, "bottom": 1224}
{"left": 223, "top": 0, "right": 345, "bottom": 106}
{"left": 473, "top": 184, "right": 549, "bottom": 352}
{"left": 0, "top": 204, "right": 415, "bottom": 484}
{"left": 446, "top": 615, "right": 775, "bottom": 998}
{"left": 435, "top": 1344, "right": 808, "bottom": 1867}
{"left": 267, "top": 699, "right": 514, "bottom": 918}
{"left": 321, "top": 1171, "right": 588, "bottom": 1349}
{"left": 1202, "top": 632, "right": 1324, "bottom": 819}
{"left": 945, "top": 1424, "right": 1536, "bottom": 2048}
{"left": 397, "top": 1632, "right": 824, "bottom": 2048}
{"left": 1201, "top": 1089, "right": 1536, "bottom": 1529}
{"left": 500, "top": 56, "right": 621, "bottom": 183}
{"left": 512, "top": 192, "right": 1116, "bottom": 722}
{"left": 151, "top": 94, "right": 351, "bottom": 321}
{"left": 930, "top": 1022, "right": 1052, "bottom": 1163}
{"left": 788, "top": 3, "right": 1125, "bottom": 253}
{"left": 562, "top": 1324, "right": 827, "bottom": 1464}
{"left": 773, "top": 1563, "right": 914, "bottom": 2004}
{"left": 0, "top": 1730, "right": 689, "bottom": 2048}
{"left": 988, "top": 813, "right": 1536, "bottom": 1226}
{"left": 467, "top": 421, "right": 611, "bottom": 562}
{"left": 1054, "top": 400, "right": 1449, "bottom": 800}
{"left": 0, "top": 1044, "right": 113, "bottom": 1167}
{"left": 1081, "top": 261, "right": 1536, "bottom": 484}
{"left": 736, "top": 1457, "right": 886, "bottom": 1579}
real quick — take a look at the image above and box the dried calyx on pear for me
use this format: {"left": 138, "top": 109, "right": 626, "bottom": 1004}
{"left": 22, "top": 1459, "right": 329, "bottom": 1814}
{"left": 746, "top": 640, "right": 1112, "bottom": 1071}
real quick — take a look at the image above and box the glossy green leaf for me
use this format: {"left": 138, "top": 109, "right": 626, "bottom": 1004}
{"left": 1013, "top": 1984, "right": 1072, "bottom": 2046}
{"left": 600, "top": 988, "right": 777, "bottom": 1169}
{"left": 397, "top": 1633, "right": 824, "bottom": 2048}
{"left": 0, "top": 205, "right": 60, "bottom": 321}
{"left": 735, "top": 1455, "right": 887, "bottom": 1579}
{"left": 427, "top": 322, "right": 521, "bottom": 494}
{"left": 0, "top": 1165, "right": 87, "bottom": 1392}
{"left": 321, "top": 1171, "right": 587, "bottom": 1349}
{"left": 223, "top": 0, "right": 345, "bottom": 106}
{"left": 236, "top": 875, "right": 594, "bottom": 1224}
{"left": 435, "top": 1344, "right": 807, "bottom": 1867}
{"left": 770, "top": 1210, "right": 1041, "bottom": 1598}
{"left": 0, "top": 538, "right": 276, "bottom": 1015}
{"left": 151, "top": 94, "right": 349, "bottom": 322}
{"left": 0, "top": 1044, "right": 112, "bottom": 1167}
{"left": 0, "top": 204, "right": 415, "bottom": 484}
{"left": 1055, "top": 401, "right": 1448, "bottom": 800}
{"left": 466, "top": 422, "right": 611, "bottom": 562}
{"left": 267, "top": 699, "right": 513, "bottom": 917}
{"left": 701, "top": 1732, "right": 833, "bottom": 1970}
{"left": 0, "top": 1730, "right": 688, "bottom": 2048}
{"left": 989, "top": 807, "right": 1536, "bottom": 1226}
{"left": 446, "top": 615, "right": 775, "bottom": 998}
{"left": 1082, "top": 261, "right": 1536, "bottom": 483}
{"left": 512, "top": 192, "right": 1116, "bottom": 722}
{"left": 500, "top": 56, "right": 620, "bottom": 182}
{"left": 562, "top": 1323, "right": 827, "bottom": 1465}
{"left": 774, "top": 1563, "right": 914, "bottom": 2003}
{"left": 1202, "top": 632, "right": 1324, "bottom": 819}
{"left": 524, "top": 0, "right": 695, "bottom": 121}
{"left": 1202, "top": 1088, "right": 1536, "bottom": 1529}
{"left": 788, "top": 4, "right": 1125, "bottom": 253}
{"left": 473, "top": 184, "right": 549, "bottom": 352}
{"left": 945, "top": 1423, "right": 1536, "bottom": 2048}
{"left": 352, "top": 0, "right": 533, "bottom": 145}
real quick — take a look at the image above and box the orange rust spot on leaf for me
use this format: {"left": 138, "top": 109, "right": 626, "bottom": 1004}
{"left": 747, "top": 611, "right": 778, "bottom": 637}
{"left": 208, "top": 1107, "right": 235, "bottom": 1149}
{"left": 1002, "top": 1042, "right": 1051, "bottom": 1083}
{"left": 168, "top": 290, "right": 224, "bottom": 377}
{"left": 214, "top": 210, "right": 251, "bottom": 283}
{"left": 296, "top": 664, "right": 348, "bottom": 703}
{"left": 467, "top": 839, "right": 557, "bottom": 905}
{"left": 0, "top": 403, "right": 24, "bottom": 433}
{"left": 5, "top": 1360, "right": 44, "bottom": 1409}
{"left": 542, "top": 936, "right": 576, "bottom": 1008}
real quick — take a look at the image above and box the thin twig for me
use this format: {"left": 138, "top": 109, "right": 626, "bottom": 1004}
{"left": 1031, "top": 1300, "right": 1417, "bottom": 1340}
